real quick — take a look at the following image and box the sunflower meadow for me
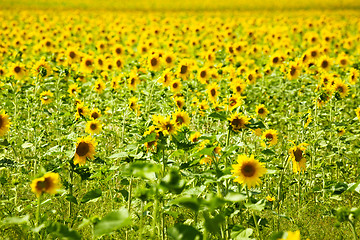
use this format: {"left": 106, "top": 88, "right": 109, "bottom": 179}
{"left": 1, "top": 1, "right": 360, "bottom": 239}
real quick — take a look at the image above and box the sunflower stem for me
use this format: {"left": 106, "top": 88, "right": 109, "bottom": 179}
{"left": 36, "top": 194, "right": 41, "bottom": 227}
{"left": 349, "top": 220, "right": 358, "bottom": 240}
{"left": 246, "top": 187, "right": 261, "bottom": 240}
{"left": 68, "top": 162, "right": 74, "bottom": 224}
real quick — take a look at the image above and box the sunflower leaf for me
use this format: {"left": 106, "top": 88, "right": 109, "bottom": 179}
{"left": 81, "top": 189, "right": 102, "bottom": 203}
{"left": 94, "top": 208, "right": 131, "bottom": 237}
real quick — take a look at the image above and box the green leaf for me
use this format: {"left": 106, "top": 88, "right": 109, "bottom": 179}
{"left": 204, "top": 211, "right": 225, "bottom": 235}
{"left": 47, "top": 222, "right": 81, "bottom": 240}
{"left": 172, "top": 197, "right": 201, "bottom": 212}
{"left": 261, "top": 149, "right": 275, "bottom": 155}
{"left": 2, "top": 215, "right": 29, "bottom": 225}
{"left": 81, "top": 189, "right": 102, "bottom": 204}
{"left": 209, "top": 112, "right": 227, "bottom": 121}
{"left": 108, "top": 152, "right": 128, "bottom": 159}
{"left": 192, "top": 146, "right": 215, "bottom": 158}
{"left": 138, "top": 132, "right": 157, "bottom": 145}
{"left": 167, "top": 223, "right": 203, "bottom": 240}
{"left": 348, "top": 182, "right": 360, "bottom": 194}
{"left": 0, "top": 139, "right": 9, "bottom": 146}
{"left": 66, "top": 195, "right": 78, "bottom": 205}
{"left": 224, "top": 192, "right": 247, "bottom": 202}
{"left": 245, "top": 199, "right": 266, "bottom": 211}
{"left": 94, "top": 208, "right": 131, "bottom": 237}
{"left": 21, "top": 142, "right": 34, "bottom": 149}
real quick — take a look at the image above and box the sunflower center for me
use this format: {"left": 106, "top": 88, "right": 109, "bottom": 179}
{"left": 116, "top": 60, "right": 122, "bottom": 67}
{"left": 78, "top": 108, "right": 83, "bottom": 115}
{"left": 166, "top": 57, "right": 172, "bottom": 64}
{"left": 241, "top": 163, "right": 255, "bottom": 177}
{"left": 91, "top": 112, "right": 99, "bottom": 119}
{"left": 180, "top": 65, "right": 188, "bottom": 74}
{"left": 236, "top": 86, "right": 241, "bottom": 92}
{"left": 173, "top": 83, "right": 178, "bottom": 89}
{"left": 272, "top": 57, "right": 279, "bottom": 64}
{"left": 176, "top": 116, "right": 184, "bottom": 124}
{"left": 321, "top": 60, "right": 329, "bottom": 68}
{"left": 230, "top": 99, "right": 236, "bottom": 107}
{"left": 290, "top": 66, "right": 296, "bottom": 76}
{"left": 151, "top": 58, "right": 158, "bottom": 67}
{"left": 248, "top": 74, "right": 253, "bottom": 81}
{"left": 265, "top": 133, "right": 273, "bottom": 140}
{"left": 76, "top": 142, "right": 90, "bottom": 157}
{"left": 200, "top": 71, "right": 206, "bottom": 78}
{"left": 340, "top": 59, "right": 347, "bottom": 65}
{"left": 69, "top": 51, "right": 76, "bottom": 59}
{"left": 294, "top": 148, "right": 303, "bottom": 162}
{"left": 0, "top": 69, "right": 4, "bottom": 75}
{"left": 311, "top": 51, "right": 317, "bottom": 57}
{"left": 0, "top": 116, "right": 3, "bottom": 128}
{"left": 337, "top": 86, "right": 344, "bottom": 93}
{"left": 14, "top": 66, "right": 21, "bottom": 73}
{"left": 116, "top": 48, "right": 122, "bottom": 54}
{"left": 258, "top": 108, "right": 264, "bottom": 114}
{"left": 231, "top": 118, "right": 242, "bottom": 127}
{"left": 85, "top": 60, "right": 92, "bottom": 67}
{"left": 210, "top": 89, "right": 216, "bottom": 97}
{"left": 90, "top": 123, "right": 97, "bottom": 130}
{"left": 98, "top": 59, "right": 103, "bottom": 65}
{"left": 36, "top": 180, "right": 49, "bottom": 191}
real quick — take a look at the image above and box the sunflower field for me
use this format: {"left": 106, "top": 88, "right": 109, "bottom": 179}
{"left": 1, "top": 0, "right": 360, "bottom": 239}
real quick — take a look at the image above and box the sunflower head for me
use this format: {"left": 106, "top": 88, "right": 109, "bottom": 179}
{"left": 85, "top": 119, "right": 103, "bottom": 135}
{"left": 255, "top": 104, "right": 269, "bottom": 118}
{"left": 231, "top": 154, "right": 267, "bottom": 188}
{"left": 261, "top": 129, "right": 278, "bottom": 147}
{"left": 0, "top": 111, "right": 11, "bottom": 137}
{"left": 74, "top": 136, "right": 97, "bottom": 166}
{"left": 228, "top": 113, "right": 250, "bottom": 132}
{"left": 30, "top": 172, "right": 60, "bottom": 197}
{"left": 172, "top": 111, "right": 191, "bottom": 127}
{"left": 289, "top": 142, "right": 308, "bottom": 173}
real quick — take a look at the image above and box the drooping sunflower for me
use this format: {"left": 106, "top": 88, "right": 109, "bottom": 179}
{"left": 231, "top": 154, "right": 267, "bottom": 188}
{"left": 172, "top": 111, "right": 190, "bottom": 127}
{"left": 159, "top": 69, "right": 172, "bottom": 87}
{"left": 94, "top": 79, "right": 106, "bottom": 94}
{"left": 75, "top": 103, "right": 89, "bottom": 120}
{"left": 349, "top": 68, "right": 359, "bottom": 85}
{"left": 129, "top": 97, "right": 140, "bottom": 113}
{"left": 227, "top": 95, "right": 244, "bottom": 112}
{"left": 189, "top": 131, "right": 201, "bottom": 143}
{"left": 355, "top": 107, "right": 360, "bottom": 120}
{"left": 255, "top": 104, "right": 269, "bottom": 118}
{"left": 228, "top": 113, "right": 250, "bottom": 132}
{"left": 32, "top": 57, "right": 52, "bottom": 78}
{"left": 128, "top": 72, "right": 140, "bottom": 91}
{"left": 174, "top": 96, "right": 185, "bottom": 109}
{"left": 30, "top": 172, "right": 60, "bottom": 197}
{"left": 85, "top": 119, "right": 102, "bottom": 135}
{"left": 40, "top": 90, "right": 53, "bottom": 105}
{"left": 68, "top": 83, "right": 81, "bottom": 97}
{"left": 332, "top": 79, "right": 349, "bottom": 99}
{"left": 0, "top": 110, "right": 11, "bottom": 137}
{"left": 206, "top": 82, "right": 219, "bottom": 103}
{"left": 262, "top": 129, "right": 278, "bottom": 147}
{"left": 177, "top": 61, "right": 191, "bottom": 80}
{"left": 170, "top": 79, "right": 182, "bottom": 93}
{"left": 289, "top": 142, "right": 308, "bottom": 173}
{"left": 74, "top": 136, "right": 97, "bottom": 166}
{"left": 143, "top": 126, "right": 159, "bottom": 152}
{"left": 90, "top": 108, "right": 102, "bottom": 120}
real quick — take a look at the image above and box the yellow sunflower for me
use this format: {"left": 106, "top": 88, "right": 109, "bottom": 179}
{"left": 289, "top": 142, "right": 308, "bottom": 173}
{"left": 0, "top": 111, "right": 11, "bottom": 137}
{"left": 231, "top": 154, "right": 267, "bottom": 188}
{"left": 228, "top": 113, "right": 250, "bottom": 132}
{"left": 85, "top": 119, "right": 102, "bottom": 135}
{"left": 355, "top": 107, "right": 360, "bottom": 120}
{"left": 148, "top": 55, "right": 161, "bottom": 71}
{"left": 30, "top": 172, "right": 60, "bottom": 197}
{"left": 75, "top": 103, "right": 89, "bottom": 120}
{"left": 231, "top": 80, "right": 247, "bottom": 96}
{"left": 255, "top": 104, "right": 269, "bottom": 118}
{"left": 172, "top": 111, "right": 191, "bottom": 127}
{"left": 158, "top": 116, "right": 178, "bottom": 136}
{"left": 94, "top": 79, "right": 106, "bottom": 94}
{"left": 40, "top": 90, "right": 53, "bottom": 105}
{"left": 174, "top": 96, "right": 185, "bottom": 109}
{"left": 80, "top": 56, "right": 95, "bottom": 74}
{"left": 90, "top": 108, "right": 102, "bottom": 120}
{"left": 189, "top": 131, "right": 201, "bottom": 143}
{"left": 74, "top": 136, "right": 97, "bottom": 166}
{"left": 228, "top": 95, "right": 244, "bottom": 112}
{"left": 68, "top": 83, "right": 81, "bottom": 97}
{"left": 206, "top": 82, "right": 219, "bottom": 103}
{"left": 262, "top": 129, "right": 278, "bottom": 147}
{"left": 279, "top": 230, "right": 301, "bottom": 240}
{"left": 332, "top": 79, "right": 349, "bottom": 99}
{"left": 170, "top": 79, "right": 182, "bottom": 93}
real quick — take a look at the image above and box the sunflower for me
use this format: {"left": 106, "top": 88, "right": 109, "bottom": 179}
{"left": 262, "top": 129, "right": 278, "bottom": 147}
{"left": 40, "top": 90, "right": 53, "bottom": 105}
{"left": 0, "top": 110, "right": 11, "bottom": 137}
{"left": 74, "top": 136, "right": 97, "bottom": 166}
{"left": 228, "top": 95, "right": 244, "bottom": 112}
{"left": 174, "top": 96, "right": 185, "bottom": 109}
{"left": 66, "top": 47, "right": 80, "bottom": 63}
{"left": 231, "top": 154, "right": 267, "bottom": 188}
{"left": 75, "top": 103, "right": 89, "bottom": 120}
{"left": 228, "top": 113, "right": 250, "bottom": 132}
{"left": 355, "top": 107, "right": 360, "bottom": 120}
{"left": 159, "top": 69, "right": 172, "bottom": 87}
{"left": 289, "top": 142, "right": 308, "bottom": 173}
{"left": 113, "top": 44, "right": 124, "bottom": 56}
{"left": 349, "top": 68, "right": 359, "bottom": 85}
{"left": 68, "top": 83, "right": 80, "bottom": 97}
{"left": 10, "top": 63, "right": 27, "bottom": 80}
{"left": 114, "top": 57, "right": 124, "bottom": 69}
{"left": 143, "top": 126, "right": 159, "bottom": 152}
{"left": 158, "top": 116, "right": 178, "bottom": 136}
{"left": 95, "top": 56, "right": 105, "bottom": 70}
{"left": 198, "top": 67, "right": 210, "bottom": 84}
{"left": 177, "top": 61, "right": 191, "bottom": 80}
{"left": 270, "top": 54, "right": 282, "bottom": 67}
{"left": 148, "top": 55, "right": 161, "bottom": 71}
{"left": 128, "top": 72, "right": 140, "bottom": 91}
{"left": 129, "top": 97, "right": 140, "bottom": 113}
{"left": 337, "top": 54, "right": 351, "bottom": 68}
{"left": 170, "top": 79, "right": 182, "bottom": 93}
{"left": 90, "top": 108, "right": 102, "bottom": 120}
{"left": 230, "top": 80, "right": 247, "bottom": 96}
{"left": 80, "top": 56, "right": 95, "bottom": 74}
{"left": 255, "top": 104, "right": 269, "bottom": 118}
{"left": 32, "top": 57, "right": 52, "bottom": 78}
{"left": 94, "top": 79, "right": 106, "bottom": 93}
{"left": 315, "top": 89, "right": 332, "bottom": 108}
{"left": 163, "top": 53, "right": 175, "bottom": 68}
{"left": 30, "top": 172, "right": 60, "bottom": 197}
{"left": 279, "top": 230, "right": 301, "bottom": 240}
{"left": 337, "top": 128, "right": 345, "bottom": 136}
{"left": 189, "top": 131, "right": 201, "bottom": 143}
{"left": 85, "top": 119, "right": 102, "bottom": 135}
{"left": 287, "top": 62, "right": 301, "bottom": 80}
{"left": 172, "top": 111, "right": 190, "bottom": 127}
{"left": 206, "top": 82, "right": 219, "bottom": 103}
{"left": 317, "top": 55, "right": 332, "bottom": 72}
{"left": 332, "top": 79, "right": 349, "bottom": 99}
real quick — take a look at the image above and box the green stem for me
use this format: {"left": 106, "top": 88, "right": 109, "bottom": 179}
{"left": 36, "top": 195, "right": 41, "bottom": 227}
{"left": 349, "top": 220, "right": 358, "bottom": 240}
{"left": 246, "top": 187, "right": 261, "bottom": 240}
